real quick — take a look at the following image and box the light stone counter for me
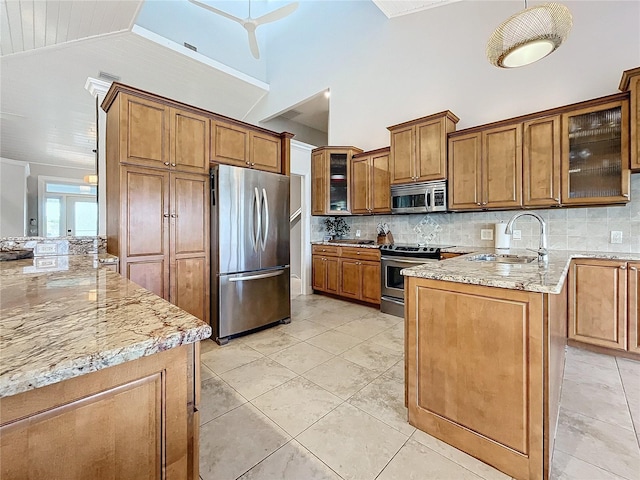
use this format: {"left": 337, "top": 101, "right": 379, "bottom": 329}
{"left": 401, "top": 247, "right": 640, "bottom": 294}
{"left": 0, "top": 255, "right": 212, "bottom": 398}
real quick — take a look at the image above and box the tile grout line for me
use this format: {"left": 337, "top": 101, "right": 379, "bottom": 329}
{"left": 614, "top": 357, "right": 640, "bottom": 450}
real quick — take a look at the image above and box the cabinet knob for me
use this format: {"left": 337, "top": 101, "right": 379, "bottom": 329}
{"left": 357, "top": 252, "right": 360, "bottom": 255}
{"left": 171, "top": 163, "right": 176, "bottom": 167}
{"left": 630, "top": 266, "right": 637, "bottom": 271}
{"left": 623, "top": 193, "right": 630, "bottom": 198}
{"left": 163, "top": 213, "right": 169, "bottom": 218}
{"left": 620, "top": 265, "right": 627, "bottom": 270}
{"left": 251, "top": 162, "right": 255, "bottom": 166}
{"left": 476, "top": 202, "right": 481, "bottom": 206}
{"left": 555, "top": 197, "right": 560, "bottom": 203}
{"left": 170, "top": 213, "right": 177, "bottom": 218}
{"left": 164, "top": 162, "right": 170, "bottom": 166}
{"left": 246, "top": 161, "right": 250, "bottom": 165}
{"left": 482, "top": 202, "right": 487, "bottom": 206}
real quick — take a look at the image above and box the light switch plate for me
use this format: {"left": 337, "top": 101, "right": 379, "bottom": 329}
{"left": 481, "top": 229, "right": 493, "bottom": 241}
{"left": 610, "top": 231, "right": 623, "bottom": 244}
{"left": 512, "top": 230, "right": 522, "bottom": 240}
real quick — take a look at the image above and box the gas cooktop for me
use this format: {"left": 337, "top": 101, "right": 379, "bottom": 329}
{"left": 379, "top": 244, "right": 455, "bottom": 259}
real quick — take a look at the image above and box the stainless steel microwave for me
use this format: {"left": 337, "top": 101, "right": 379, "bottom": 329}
{"left": 391, "top": 181, "right": 447, "bottom": 214}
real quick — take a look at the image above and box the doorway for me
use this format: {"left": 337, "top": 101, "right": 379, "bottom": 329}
{"left": 38, "top": 177, "right": 97, "bottom": 237}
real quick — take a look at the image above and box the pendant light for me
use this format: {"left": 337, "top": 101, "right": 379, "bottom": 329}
{"left": 486, "top": 2, "right": 573, "bottom": 68}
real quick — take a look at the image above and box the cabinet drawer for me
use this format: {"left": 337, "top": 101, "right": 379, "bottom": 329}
{"left": 339, "top": 247, "right": 381, "bottom": 262}
{"left": 312, "top": 245, "right": 339, "bottom": 256}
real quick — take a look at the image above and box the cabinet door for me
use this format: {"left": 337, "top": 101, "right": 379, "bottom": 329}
{"left": 371, "top": 152, "right": 391, "bottom": 213}
{"left": 351, "top": 156, "right": 370, "bottom": 214}
{"left": 326, "top": 257, "right": 339, "bottom": 294}
{"left": 568, "top": 259, "right": 627, "bottom": 350}
{"left": 211, "top": 121, "right": 249, "bottom": 167}
{"left": 339, "top": 258, "right": 361, "bottom": 299}
{"left": 311, "top": 151, "right": 326, "bottom": 215}
{"left": 448, "top": 133, "right": 482, "bottom": 210}
{"left": 631, "top": 76, "right": 640, "bottom": 171}
{"left": 121, "top": 166, "right": 170, "bottom": 299}
{"left": 482, "top": 123, "right": 522, "bottom": 209}
{"left": 390, "top": 126, "right": 415, "bottom": 184}
{"left": 170, "top": 108, "right": 209, "bottom": 175}
{"left": 250, "top": 131, "right": 281, "bottom": 173}
{"left": 561, "top": 100, "right": 630, "bottom": 205}
{"left": 120, "top": 94, "right": 169, "bottom": 169}
{"left": 170, "top": 172, "right": 210, "bottom": 322}
{"left": 629, "top": 262, "right": 640, "bottom": 353}
{"left": 360, "top": 260, "right": 381, "bottom": 304}
{"left": 523, "top": 116, "right": 561, "bottom": 207}
{"left": 312, "top": 255, "right": 327, "bottom": 291}
{"left": 415, "top": 118, "right": 447, "bottom": 181}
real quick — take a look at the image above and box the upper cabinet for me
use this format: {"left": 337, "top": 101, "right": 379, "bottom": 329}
{"left": 351, "top": 147, "right": 391, "bottom": 215}
{"left": 388, "top": 111, "right": 459, "bottom": 185}
{"left": 311, "top": 146, "right": 363, "bottom": 215}
{"left": 109, "top": 92, "right": 209, "bottom": 175}
{"left": 210, "top": 120, "right": 283, "bottom": 174}
{"left": 561, "top": 99, "right": 630, "bottom": 205}
{"left": 523, "top": 115, "right": 562, "bottom": 207}
{"left": 619, "top": 67, "right": 640, "bottom": 171}
{"left": 448, "top": 123, "right": 522, "bottom": 210}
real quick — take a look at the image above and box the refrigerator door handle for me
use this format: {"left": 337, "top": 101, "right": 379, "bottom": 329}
{"left": 260, "top": 188, "right": 269, "bottom": 251}
{"left": 228, "top": 269, "right": 285, "bottom": 282}
{"left": 251, "top": 187, "right": 261, "bottom": 251}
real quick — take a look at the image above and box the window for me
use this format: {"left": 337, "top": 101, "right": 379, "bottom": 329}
{"left": 39, "top": 177, "right": 98, "bottom": 237}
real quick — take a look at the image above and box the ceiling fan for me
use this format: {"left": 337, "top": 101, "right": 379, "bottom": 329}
{"left": 188, "top": 0, "right": 299, "bottom": 59}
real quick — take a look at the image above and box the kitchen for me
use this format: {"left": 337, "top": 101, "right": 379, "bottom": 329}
{"left": 1, "top": 1, "right": 639, "bottom": 480}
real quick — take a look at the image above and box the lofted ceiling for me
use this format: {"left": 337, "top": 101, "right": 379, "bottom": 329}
{"left": 0, "top": 0, "right": 458, "bottom": 170}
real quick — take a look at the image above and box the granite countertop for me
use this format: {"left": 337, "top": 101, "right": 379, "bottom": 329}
{"left": 0, "top": 255, "right": 212, "bottom": 398}
{"left": 312, "top": 240, "right": 381, "bottom": 249}
{"left": 401, "top": 247, "right": 640, "bottom": 294}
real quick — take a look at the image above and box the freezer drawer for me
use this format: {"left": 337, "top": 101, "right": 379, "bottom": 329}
{"left": 216, "top": 266, "right": 291, "bottom": 342}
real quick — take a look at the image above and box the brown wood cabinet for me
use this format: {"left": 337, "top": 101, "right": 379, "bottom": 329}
{"left": 388, "top": 111, "right": 459, "bottom": 185}
{"left": 0, "top": 343, "right": 200, "bottom": 480}
{"left": 523, "top": 116, "right": 562, "bottom": 207}
{"left": 568, "top": 258, "right": 640, "bottom": 353}
{"left": 351, "top": 147, "right": 391, "bottom": 215}
{"left": 405, "top": 277, "right": 567, "bottom": 480}
{"left": 311, "top": 146, "right": 363, "bottom": 215}
{"left": 448, "top": 123, "right": 522, "bottom": 210}
{"left": 210, "top": 120, "right": 282, "bottom": 174}
{"left": 312, "top": 245, "right": 380, "bottom": 304}
{"left": 620, "top": 67, "right": 640, "bottom": 171}
{"left": 103, "top": 84, "right": 210, "bottom": 323}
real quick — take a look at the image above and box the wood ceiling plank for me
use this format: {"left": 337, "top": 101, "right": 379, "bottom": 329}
{"left": 4, "top": 0, "right": 24, "bottom": 53}
{"left": 19, "top": 0, "right": 35, "bottom": 51}
{"left": 0, "top": 1, "right": 15, "bottom": 55}
{"left": 75, "top": 1, "right": 97, "bottom": 41}
{"left": 44, "top": 0, "right": 59, "bottom": 46}
{"left": 32, "top": 0, "right": 46, "bottom": 49}
{"left": 55, "top": 0, "right": 72, "bottom": 45}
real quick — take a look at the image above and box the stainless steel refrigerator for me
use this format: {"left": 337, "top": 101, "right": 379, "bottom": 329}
{"left": 210, "top": 164, "right": 290, "bottom": 344}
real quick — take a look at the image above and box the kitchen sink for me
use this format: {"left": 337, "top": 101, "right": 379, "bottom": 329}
{"left": 466, "top": 253, "right": 536, "bottom": 264}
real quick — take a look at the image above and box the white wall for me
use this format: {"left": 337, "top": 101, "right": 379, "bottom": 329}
{"left": 246, "top": 1, "right": 640, "bottom": 149}
{"left": 0, "top": 158, "right": 29, "bottom": 237}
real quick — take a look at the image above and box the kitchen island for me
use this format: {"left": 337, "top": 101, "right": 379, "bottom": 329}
{"left": 0, "top": 255, "right": 211, "bottom": 479}
{"left": 401, "top": 249, "right": 640, "bottom": 480}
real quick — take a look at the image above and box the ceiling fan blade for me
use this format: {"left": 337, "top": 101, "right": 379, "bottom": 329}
{"left": 188, "top": 0, "right": 244, "bottom": 24}
{"left": 254, "top": 1, "right": 298, "bottom": 26}
{"left": 246, "top": 27, "right": 260, "bottom": 59}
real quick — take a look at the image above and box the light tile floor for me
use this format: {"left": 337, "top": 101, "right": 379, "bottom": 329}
{"left": 199, "top": 294, "right": 640, "bottom": 480}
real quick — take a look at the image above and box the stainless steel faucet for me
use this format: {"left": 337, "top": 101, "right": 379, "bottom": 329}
{"left": 505, "top": 212, "right": 548, "bottom": 263}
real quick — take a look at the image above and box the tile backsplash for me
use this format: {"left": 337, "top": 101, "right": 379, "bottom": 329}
{"left": 312, "top": 175, "right": 640, "bottom": 253}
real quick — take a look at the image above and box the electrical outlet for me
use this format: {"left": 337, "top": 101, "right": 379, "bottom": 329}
{"left": 480, "top": 229, "right": 493, "bottom": 241}
{"left": 355, "top": 229, "right": 361, "bottom": 238}
{"left": 512, "top": 230, "right": 522, "bottom": 240}
{"left": 35, "top": 243, "right": 57, "bottom": 255}
{"left": 610, "top": 231, "right": 623, "bottom": 244}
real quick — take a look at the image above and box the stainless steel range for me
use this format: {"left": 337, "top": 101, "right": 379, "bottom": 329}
{"left": 380, "top": 244, "right": 451, "bottom": 317}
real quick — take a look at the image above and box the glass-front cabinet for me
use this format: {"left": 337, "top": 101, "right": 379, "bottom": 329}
{"left": 562, "top": 99, "right": 631, "bottom": 205}
{"left": 311, "top": 146, "right": 363, "bottom": 215}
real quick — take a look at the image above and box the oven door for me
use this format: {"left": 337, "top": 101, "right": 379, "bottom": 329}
{"left": 381, "top": 256, "right": 431, "bottom": 300}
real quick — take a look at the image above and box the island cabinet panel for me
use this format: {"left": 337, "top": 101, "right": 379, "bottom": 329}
{"left": 170, "top": 108, "right": 209, "bottom": 175}
{"left": 523, "top": 116, "right": 561, "bottom": 207}
{"left": 406, "top": 278, "right": 545, "bottom": 480}
{"left": 0, "top": 344, "right": 199, "bottom": 480}
{"left": 629, "top": 262, "right": 640, "bottom": 353}
{"left": 568, "top": 259, "right": 627, "bottom": 350}
{"left": 448, "top": 133, "right": 482, "bottom": 209}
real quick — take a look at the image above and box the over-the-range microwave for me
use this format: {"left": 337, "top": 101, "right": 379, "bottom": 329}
{"left": 391, "top": 181, "right": 447, "bottom": 214}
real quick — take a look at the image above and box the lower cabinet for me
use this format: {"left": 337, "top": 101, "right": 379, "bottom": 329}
{"left": 568, "top": 258, "right": 639, "bottom": 354}
{"left": 312, "top": 245, "right": 381, "bottom": 304}
{"left": 0, "top": 344, "right": 200, "bottom": 480}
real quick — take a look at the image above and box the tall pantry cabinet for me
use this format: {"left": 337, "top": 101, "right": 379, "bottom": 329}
{"left": 103, "top": 84, "right": 210, "bottom": 323}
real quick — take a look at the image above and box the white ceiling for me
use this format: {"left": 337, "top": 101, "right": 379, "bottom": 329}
{"left": 0, "top": 0, "right": 461, "bottom": 170}
{"left": 372, "top": 0, "right": 462, "bottom": 18}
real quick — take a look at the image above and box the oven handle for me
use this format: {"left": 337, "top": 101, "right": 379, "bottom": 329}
{"left": 381, "top": 257, "right": 432, "bottom": 264}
